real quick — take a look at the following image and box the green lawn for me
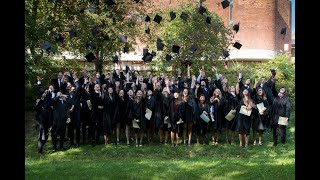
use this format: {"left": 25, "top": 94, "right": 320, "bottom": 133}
{"left": 25, "top": 111, "right": 295, "bottom": 180}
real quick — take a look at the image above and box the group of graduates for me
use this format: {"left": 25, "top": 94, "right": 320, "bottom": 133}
{"left": 34, "top": 65, "right": 291, "bottom": 154}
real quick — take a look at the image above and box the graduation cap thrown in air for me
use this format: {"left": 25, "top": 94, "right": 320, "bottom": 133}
{"left": 41, "top": 41, "right": 52, "bottom": 52}
{"left": 154, "top": 15, "right": 163, "bottom": 24}
{"left": 123, "top": 45, "right": 129, "bottom": 53}
{"left": 233, "top": 23, "right": 240, "bottom": 33}
{"left": 221, "top": 0, "right": 230, "bottom": 9}
{"left": 112, "top": 55, "right": 119, "bottom": 64}
{"left": 170, "top": 11, "right": 176, "bottom": 21}
{"left": 198, "top": 6, "right": 207, "bottom": 15}
{"left": 233, "top": 42, "right": 242, "bottom": 49}
{"left": 142, "top": 52, "right": 153, "bottom": 62}
{"left": 85, "top": 52, "right": 96, "bottom": 62}
{"left": 190, "top": 44, "right": 198, "bottom": 52}
{"left": 145, "top": 27, "right": 150, "bottom": 34}
{"left": 145, "top": 15, "right": 151, "bottom": 22}
{"left": 55, "top": 34, "right": 64, "bottom": 43}
{"left": 172, "top": 45, "right": 180, "bottom": 53}
{"left": 143, "top": 48, "right": 149, "bottom": 56}
{"left": 206, "top": 16, "right": 211, "bottom": 24}
{"left": 165, "top": 54, "right": 172, "bottom": 61}
{"left": 222, "top": 49, "right": 229, "bottom": 58}
{"left": 180, "top": 12, "right": 189, "bottom": 21}
{"left": 151, "top": 51, "right": 156, "bottom": 57}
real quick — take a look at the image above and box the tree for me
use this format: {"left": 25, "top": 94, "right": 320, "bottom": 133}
{"left": 138, "top": 1, "right": 232, "bottom": 77}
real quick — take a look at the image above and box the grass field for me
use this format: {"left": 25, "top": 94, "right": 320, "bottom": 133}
{"left": 25, "top": 111, "right": 295, "bottom": 180}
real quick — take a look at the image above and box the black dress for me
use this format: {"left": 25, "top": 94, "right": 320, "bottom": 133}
{"left": 209, "top": 96, "right": 226, "bottom": 131}
{"left": 225, "top": 92, "right": 239, "bottom": 131}
{"left": 132, "top": 98, "right": 147, "bottom": 131}
{"left": 252, "top": 97, "right": 269, "bottom": 132}
{"left": 103, "top": 94, "right": 116, "bottom": 135}
{"left": 235, "top": 99, "right": 253, "bottom": 135}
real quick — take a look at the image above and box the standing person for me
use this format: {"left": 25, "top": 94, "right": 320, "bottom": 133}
{"left": 168, "top": 91, "right": 183, "bottom": 146}
{"left": 113, "top": 89, "right": 127, "bottom": 145}
{"left": 125, "top": 90, "right": 135, "bottom": 146}
{"left": 132, "top": 90, "right": 147, "bottom": 147}
{"left": 80, "top": 84, "right": 92, "bottom": 145}
{"left": 270, "top": 87, "right": 291, "bottom": 146}
{"left": 90, "top": 84, "right": 104, "bottom": 147}
{"left": 103, "top": 87, "right": 116, "bottom": 144}
{"left": 225, "top": 86, "right": 239, "bottom": 144}
{"left": 34, "top": 91, "right": 50, "bottom": 154}
{"left": 209, "top": 89, "right": 226, "bottom": 145}
{"left": 252, "top": 87, "right": 270, "bottom": 146}
{"left": 145, "top": 90, "right": 155, "bottom": 144}
{"left": 50, "top": 92, "right": 71, "bottom": 151}
{"left": 180, "top": 88, "right": 197, "bottom": 146}
{"left": 236, "top": 89, "right": 253, "bottom": 147}
{"left": 51, "top": 72, "right": 65, "bottom": 93}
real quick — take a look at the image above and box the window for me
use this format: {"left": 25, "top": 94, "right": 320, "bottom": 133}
{"left": 229, "top": 0, "right": 233, "bottom": 25}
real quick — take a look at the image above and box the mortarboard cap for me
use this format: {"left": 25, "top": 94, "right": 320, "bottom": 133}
{"left": 154, "top": 15, "right": 162, "bottom": 24}
{"left": 85, "top": 52, "right": 96, "bottom": 62}
{"left": 172, "top": 45, "right": 180, "bottom": 53}
{"left": 69, "top": 29, "right": 77, "bottom": 38}
{"left": 233, "top": 42, "right": 242, "bottom": 49}
{"left": 233, "top": 23, "right": 239, "bottom": 33}
{"left": 55, "top": 34, "right": 64, "bottom": 43}
{"left": 180, "top": 12, "right": 189, "bottom": 21}
{"left": 157, "top": 41, "right": 164, "bottom": 51}
{"left": 145, "top": 15, "right": 151, "bottom": 22}
{"left": 222, "top": 49, "right": 229, "bottom": 58}
{"left": 198, "top": 6, "right": 207, "bottom": 15}
{"left": 103, "top": 34, "right": 110, "bottom": 41}
{"left": 85, "top": 42, "right": 96, "bottom": 49}
{"left": 80, "top": 8, "right": 85, "bottom": 14}
{"left": 142, "top": 52, "right": 153, "bottom": 62}
{"left": 185, "top": 59, "right": 192, "bottom": 66}
{"left": 221, "top": 0, "right": 230, "bottom": 9}
{"left": 119, "top": 35, "right": 127, "bottom": 43}
{"left": 206, "top": 16, "right": 211, "bottom": 24}
{"left": 151, "top": 51, "right": 156, "bottom": 57}
{"left": 112, "top": 55, "right": 119, "bottom": 64}
{"left": 165, "top": 54, "right": 172, "bottom": 61}
{"left": 145, "top": 27, "right": 150, "bottom": 34}
{"left": 190, "top": 44, "right": 197, "bottom": 52}
{"left": 123, "top": 45, "right": 129, "bottom": 53}
{"left": 134, "top": 0, "right": 140, "bottom": 3}
{"left": 105, "top": 0, "right": 115, "bottom": 6}
{"left": 281, "top": 27, "right": 286, "bottom": 35}
{"left": 170, "top": 11, "right": 176, "bottom": 21}
{"left": 91, "top": 27, "right": 99, "bottom": 36}
{"left": 143, "top": 48, "right": 149, "bottom": 56}
{"left": 41, "top": 41, "right": 51, "bottom": 52}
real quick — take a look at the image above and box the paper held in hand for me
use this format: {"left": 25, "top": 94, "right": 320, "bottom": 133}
{"left": 86, "top": 100, "right": 92, "bottom": 110}
{"left": 278, "top": 116, "right": 288, "bottom": 126}
{"left": 225, "top": 110, "right": 236, "bottom": 121}
{"left": 132, "top": 120, "right": 140, "bottom": 128}
{"left": 145, "top": 108, "right": 152, "bottom": 120}
{"left": 239, "top": 105, "right": 252, "bottom": 116}
{"left": 256, "top": 102, "right": 267, "bottom": 112}
{"left": 164, "top": 116, "right": 169, "bottom": 124}
{"left": 200, "top": 111, "right": 210, "bottom": 123}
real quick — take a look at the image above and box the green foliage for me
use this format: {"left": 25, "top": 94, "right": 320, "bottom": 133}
{"left": 140, "top": 2, "right": 232, "bottom": 77}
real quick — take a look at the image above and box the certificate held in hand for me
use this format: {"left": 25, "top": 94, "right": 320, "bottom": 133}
{"left": 200, "top": 111, "right": 210, "bottom": 123}
{"left": 278, "top": 116, "right": 288, "bottom": 126}
{"left": 132, "top": 120, "right": 140, "bottom": 129}
{"left": 256, "top": 102, "right": 267, "bottom": 112}
{"left": 145, "top": 108, "right": 152, "bottom": 120}
{"left": 225, "top": 109, "right": 236, "bottom": 121}
{"left": 239, "top": 105, "right": 252, "bottom": 116}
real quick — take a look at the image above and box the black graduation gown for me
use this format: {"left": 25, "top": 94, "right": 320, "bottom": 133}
{"left": 34, "top": 98, "right": 50, "bottom": 141}
{"left": 225, "top": 92, "right": 239, "bottom": 130}
{"left": 113, "top": 94, "right": 127, "bottom": 125}
{"left": 51, "top": 97, "right": 70, "bottom": 136}
{"left": 145, "top": 96, "right": 156, "bottom": 129}
{"left": 91, "top": 92, "right": 104, "bottom": 133}
{"left": 252, "top": 97, "right": 269, "bottom": 132}
{"left": 180, "top": 97, "right": 197, "bottom": 124}
{"left": 125, "top": 96, "right": 135, "bottom": 125}
{"left": 132, "top": 98, "right": 147, "bottom": 131}
{"left": 168, "top": 98, "right": 183, "bottom": 131}
{"left": 153, "top": 90, "right": 165, "bottom": 129}
{"left": 270, "top": 95, "right": 291, "bottom": 126}
{"left": 209, "top": 96, "right": 226, "bottom": 131}
{"left": 235, "top": 99, "right": 253, "bottom": 134}
{"left": 103, "top": 94, "right": 116, "bottom": 135}
{"left": 196, "top": 101, "right": 210, "bottom": 135}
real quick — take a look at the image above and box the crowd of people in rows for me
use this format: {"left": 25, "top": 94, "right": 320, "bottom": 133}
{"left": 34, "top": 65, "right": 291, "bottom": 154}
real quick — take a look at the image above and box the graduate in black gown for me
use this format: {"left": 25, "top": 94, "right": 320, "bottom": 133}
{"left": 90, "top": 84, "right": 104, "bottom": 146}
{"left": 113, "top": 89, "right": 127, "bottom": 144}
{"left": 103, "top": 87, "right": 116, "bottom": 144}
{"left": 235, "top": 89, "right": 254, "bottom": 147}
{"left": 168, "top": 91, "right": 183, "bottom": 146}
{"left": 252, "top": 87, "right": 270, "bottom": 146}
{"left": 80, "top": 84, "right": 92, "bottom": 144}
{"left": 132, "top": 90, "right": 147, "bottom": 147}
{"left": 34, "top": 91, "right": 50, "bottom": 154}
{"left": 145, "top": 90, "right": 155, "bottom": 144}
{"left": 270, "top": 87, "right": 291, "bottom": 146}
{"left": 50, "top": 92, "right": 71, "bottom": 151}
{"left": 125, "top": 89, "right": 135, "bottom": 145}
{"left": 225, "top": 86, "right": 239, "bottom": 144}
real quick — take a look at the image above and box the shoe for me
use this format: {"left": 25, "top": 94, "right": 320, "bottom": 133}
{"left": 139, "top": 144, "right": 143, "bottom": 147}
{"left": 253, "top": 140, "right": 256, "bottom": 146}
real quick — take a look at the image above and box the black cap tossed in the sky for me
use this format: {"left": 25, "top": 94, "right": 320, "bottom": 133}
{"left": 154, "top": 14, "right": 163, "bottom": 24}
{"left": 172, "top": 45, "right": 180, "bottom": 53}
{"left": 233, "top": 42, "right": 242, "bottom": 49}
{"left": 85, "top": 52, "right": 96, "bottom": 62}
